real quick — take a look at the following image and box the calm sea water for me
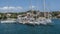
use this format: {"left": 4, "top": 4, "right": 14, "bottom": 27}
{"left": 0, "top": 19, "right": 60, "bottom": 34}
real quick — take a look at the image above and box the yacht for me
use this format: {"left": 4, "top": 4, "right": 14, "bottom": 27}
{"left": 17, "top": 0, "right": 52, "bottom": 25}
{"left": 17, "top": 16, "right": 52, "bottom": 25}
{"left": 17, "top": 15, "right": 35, "bottom": 25}
{"left": 17, "top": 13, "right": 52, "bottom": 25}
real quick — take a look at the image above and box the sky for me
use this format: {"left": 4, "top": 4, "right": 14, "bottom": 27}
{"left": 0, "top": 0, "right": 60, "bottom": 13}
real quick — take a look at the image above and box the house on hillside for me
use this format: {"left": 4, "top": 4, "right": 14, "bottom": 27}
{"left": 57, "top": 14, "right": 60, "bottom": 18}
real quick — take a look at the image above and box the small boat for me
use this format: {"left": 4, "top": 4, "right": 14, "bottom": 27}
{"left": 1, "top": 18, "right": 16, "bottom": 23}
{"left": 1, "top": 13, "right": 17, "bottom": 23}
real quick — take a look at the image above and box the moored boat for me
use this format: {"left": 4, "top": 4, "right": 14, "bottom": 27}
{"left": 1, "top": 18, "right": 17, "bottom": 23}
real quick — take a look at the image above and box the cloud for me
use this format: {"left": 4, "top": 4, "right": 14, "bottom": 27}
{"left": 0, "top": 6, "right": 23, "bottom": 10}
{"left": 0, "top": 7, "right": 8, "bottom": 10}
{"left": 17, "top": 7, "right": 23, "bottom": 9}
{"left": 0, "top": 6, "right": 23, "bottom": 13}
{"left": 29, "top": 6, "right": 36, "bottom": 9}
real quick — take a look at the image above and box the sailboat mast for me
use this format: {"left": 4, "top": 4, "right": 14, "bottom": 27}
{"left": 30, "top": 0, "right": 32, "bottom": 10}
{"left": 36, "top": 0, "right": 38, "bottom": 11}
{"left": 6, "top": 0, "right": 9, "bottom": 13}
{"left": 43, "top": 0, "right": 46, "bottom": 17}
{"left": 36, "top": 0, "right": 38, "bottom": 19}
{"left": 36, "top": 0, "right": 39, "bottom": 18}
{"left": 30, "top": 0, "right": 33, "bottom": 17}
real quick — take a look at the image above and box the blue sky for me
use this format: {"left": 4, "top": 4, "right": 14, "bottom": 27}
{"left": 0, "top": 0, "right": 60, "bottom": 12}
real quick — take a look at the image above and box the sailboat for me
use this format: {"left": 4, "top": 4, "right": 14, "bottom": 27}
{"left": 29, "top": 0, "right": 52, "bottom": 25}
{"left": 1, "top": 4, "right": 17, "bottom": 23}
{"left": 17, "top": 0, "right": 52, "bottom": 25}
{"left": 43, "top": 0, "right": 52, "bottom": 24}
{"left": 37, "top": 0, "right": 52, "bottom": 25}
{"left": 1, "top": 19, "right": 16, "bottom": 23}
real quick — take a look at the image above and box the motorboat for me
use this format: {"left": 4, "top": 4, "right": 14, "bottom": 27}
{"left": 1, "top": 18, "right": 16, "bottom": 23}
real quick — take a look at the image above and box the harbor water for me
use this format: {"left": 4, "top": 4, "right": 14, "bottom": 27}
{"left": 0, "top": 19, "right": 60, "bottom": 34}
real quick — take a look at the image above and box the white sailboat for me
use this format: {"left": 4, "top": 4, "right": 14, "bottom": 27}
{"left": 1, "top": 3, "right": 17, "bottom": 23}
{"left": 1, "top": 18, "right": 16, "bottom": 23}
{"left": 43, "top": 0, "right": 52, "bottom": 24}
{"left": 38, "top": 0, "right": 52, "bottom": 25}
{"left": 17, "top": 0, "right": 52, "bottom": 25}
{"left": 33, "top": 0, "right": 52, "bottom": 25}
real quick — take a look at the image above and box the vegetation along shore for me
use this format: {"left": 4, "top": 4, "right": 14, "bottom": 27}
{"left": 0, "top": 10, "right": 60, "bottom": 20}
